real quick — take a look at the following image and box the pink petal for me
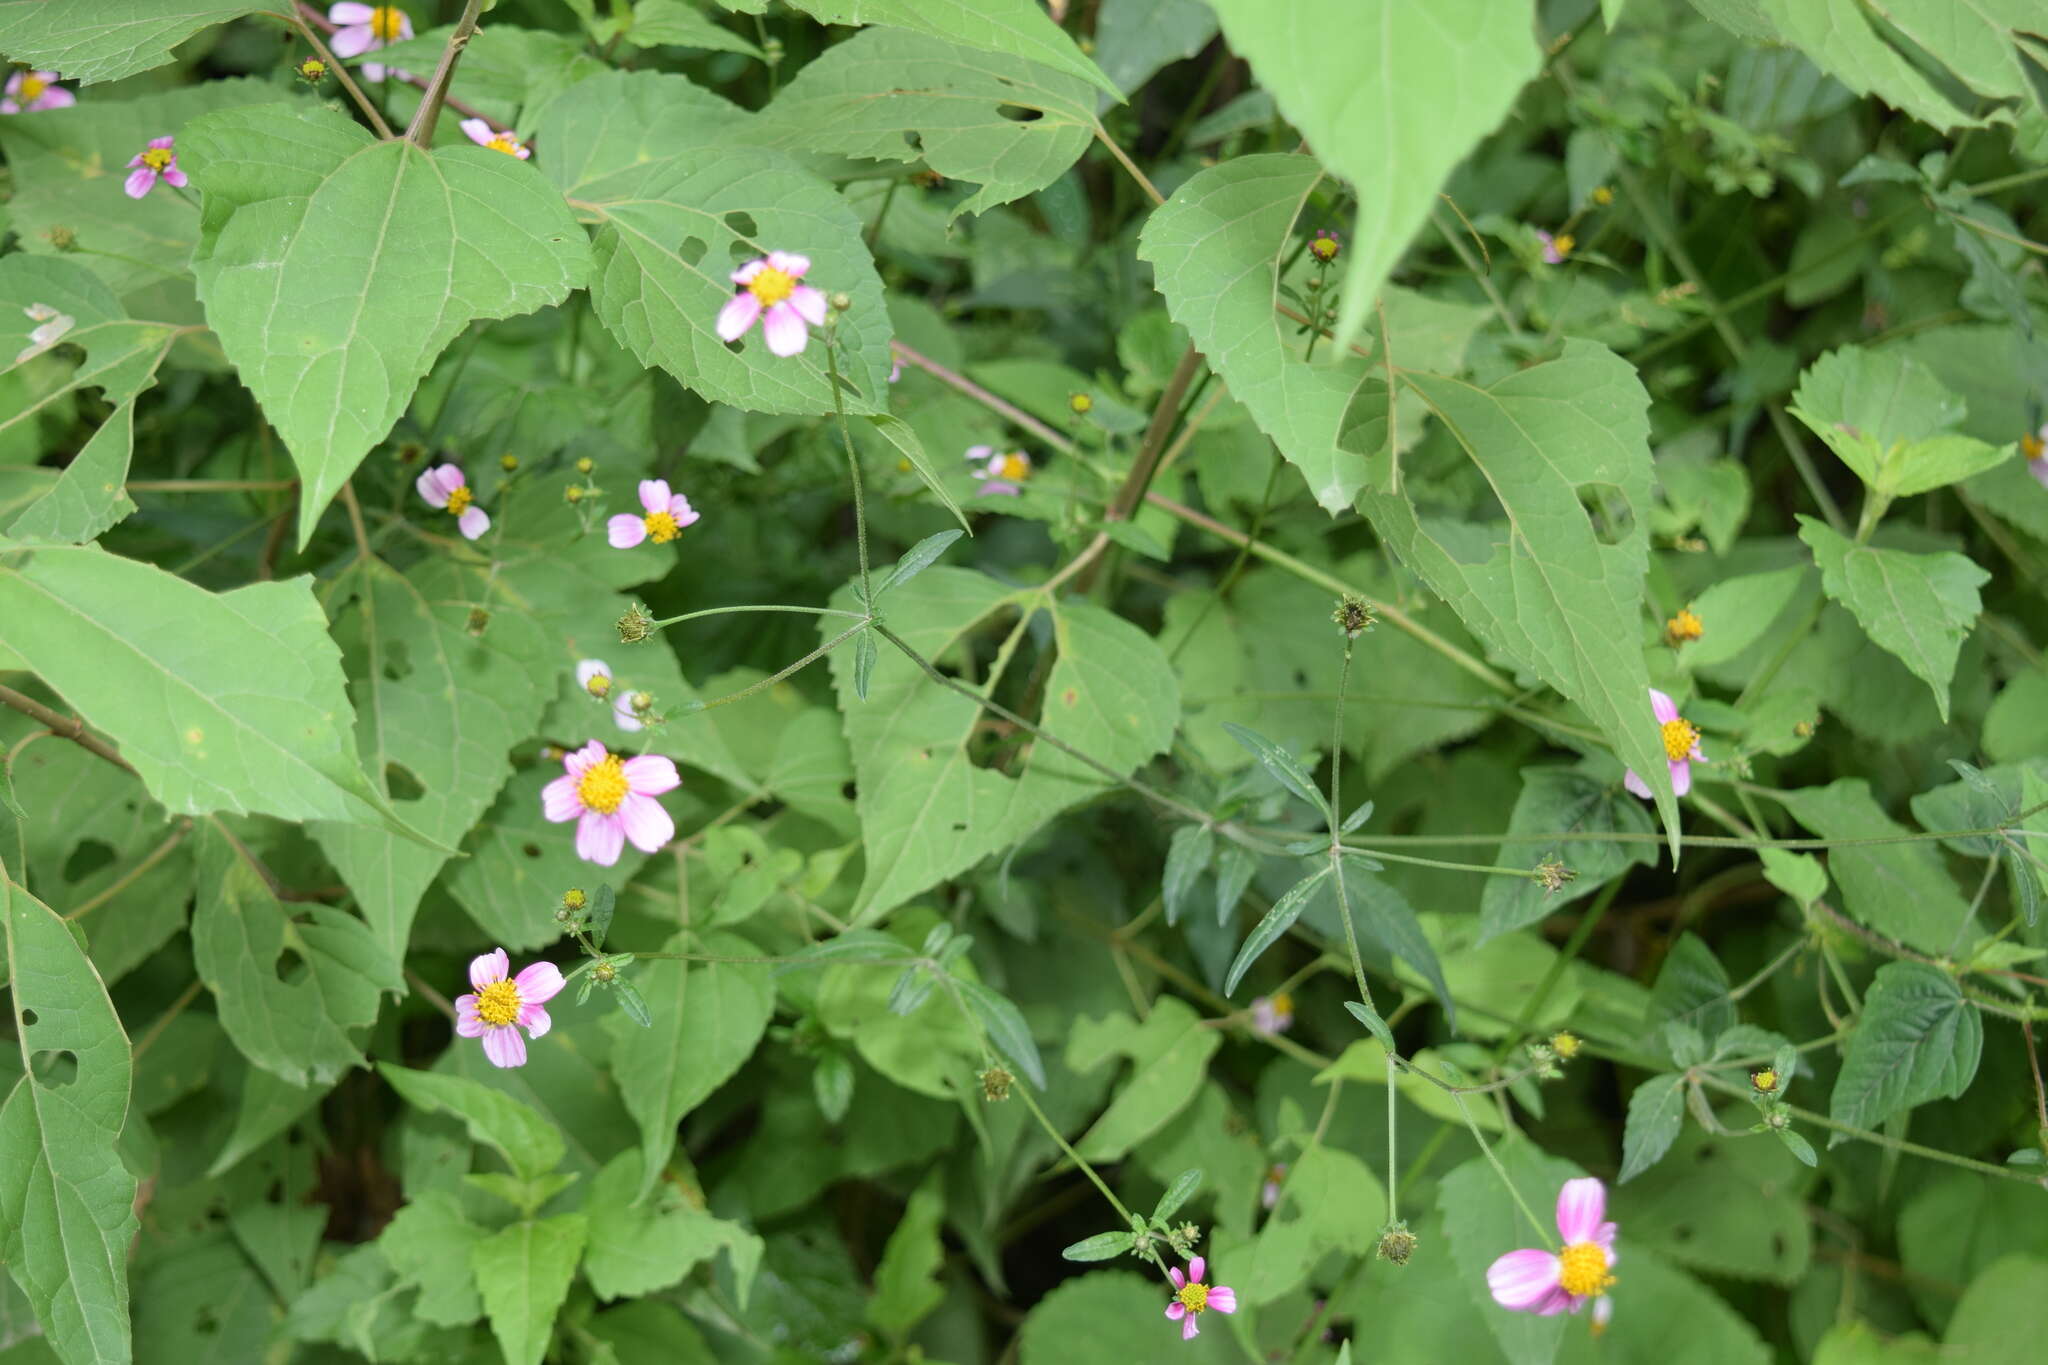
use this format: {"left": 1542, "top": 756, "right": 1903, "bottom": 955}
{"left": 1164, "top": 1303, "right": 1185, "bottom": 1321}
{"left": 0, "top": 102, "right": 19, "bottom": 115}
{"left": 617, "top": 791, "right": 674, "bottom": 854}
{"left": 966, "top": 445, "right": 994, "bottom": 463}
{"left": 637, "top": 479, "right": 671, "bottom": 514}
{"left": 1669, "top": 759, "right": 1692, "bottom": 797}
{"left": 1648, "top": 688, "right": 1677, "bottom": 724}
{"left": 1598, "top": 1225, "right": 1618, "bottom": 1255}
{"left": 1555, "top": 1178, "right": 1607, "bottom": 1244}
{"left": 2, "top": 72, "right": 19, "bottom": 97}
{"left": 1532, "top": 1286, "right": 1574, "bottom": 1315}
{"left": 541, "top": 774, "right": 582, "bottom": 822}
{"left": 612, "top": 697, "right": 644, "bottom": 732}
{"left": 2032, "top": 458, "right": 2048, "bottom": 490}
{"left": 716, "top": 292, "right": 761, "bottom": 341}
{"left": 1182, "top": 1315, "right": 1199, "bottom": 1341}
{"left": 607, "top": 514, "right": 647, "bottom": 548}
{"left": 576, "top": 659, "right": 610, "bottom": 689}
{"left": 38, "top": 89, "right": 74, "bottom": 110}
{"left": 789, "top": 285, "right": 828, "bottom": 326}
{"left": 761, "top": 302, "right": 808, "bottom": 357}
{"left": 457, "top": 506, "right": 489, "bottom": 539}
{"left": 481, "top": 1026, "right": 527, "bottom": 1068}
{"left": 329, "top": 2, "right": 375, "bottom": 22}
{"left": 1623, "top": 768, "right": 1651, "bottom": 800}
{"left": 396, "top": 15, "right": 413, "bottom": 38}
{"left": 1167, "top": 1267, "right": 1185, "bottom": 1290}
{"left": 977, "top": 480, "right": 1020, "bottom": 497}
{"left": 361, "top": 62, "right": 389, "bottom": 82}
{"left": 124, "top": 167, "right": 154, "bottom": 199}
{"left": 1488, "top": 1248, "right": 1563, "bottom": 1310}
{"left": 470, "top": 949, "right": 509, "bottom": 991}
{"left": 577, "top": 810, "right": 625, "bottom": 866}
{"left": 563, "top": 740, "right": 604, "bottom": 776}
{"left": 162, "top": 165, "right": 187, "bottom": 188}
{"left": 730, "top": 259, "right": 765, "bottom": 284}
{"left": 1187, "top": 1256, "right": 1204, "bottom": 1284}
{"left": 665, "top": 494, "right": 698, "bottom": 525}
{"left": 1206, "top": 1287, "right": 1236, "bottom": 1314}
{"left": 148, "top": 137, "right": 175, "bottom": 151}
{"left": 433, "top": 464, "right": 467, "bottom": 496}
{"left": 415, "top": 468, "right": 449, "bottom": 507}
{"left": 514, "top": 961, "right": 565, "bottom": 1004}
{"left": 766, "top": 250, "right": 811, "bottom": 277}
{"left": 621, "top": 754, "right": 680, "bottom": 794}
{"left": 518, "top": 1003, "right": 552, "bottom": 1038}
{"left": 460, "top": 117, "right": 491, "bottom": 147}
{"left": 455, "top": 1014, "right": 484, "bottom": 1038}
{"left": 329, "top": 24, "right": 376, "bottom": 57}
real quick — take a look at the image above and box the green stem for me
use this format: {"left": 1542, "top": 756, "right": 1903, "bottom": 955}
{"left": 1454, "top": 1093, "right": 1555, "bottom": 1247}
{"left": 822, "top": 333, "right": 874, "bottom": 609}
{"left": 404, "top": 0, "right": 484, "bottom": 147}
{"left": 683, "top": 622, "right": 868, "bottom": 714}
{"left": 1385, "top": 1050, "right": 1400, "bottom": 1224}
{"left": 649, "top": 603, "right": 867, "bottom": 632}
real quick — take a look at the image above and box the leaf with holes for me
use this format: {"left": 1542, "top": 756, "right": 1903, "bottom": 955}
{"left": 0, "top": 254, "right": 176, "bottom": 448}
{"left": 182, "top": 103, "right": 589, "bottom": 545}
{"left": 1799, "top": 518, "right": 1986, "bottom": 722}
{"left": 0, "top": 861, "right": 138, "bottom": 1365}
{"left": 828, "top": 567, "right": 1180, "bottom": 922}
{"left": 192, "top": 823, "right": 400, "bottom": 1087}
{"left": 781, "top": 0, "right": 1117, "bottom": 99}
{"left": 1065, "top": 997, "right": 1219, "bottom": 1161}
{"left": 7, "top": 399, "right": 138, "bottom": 546}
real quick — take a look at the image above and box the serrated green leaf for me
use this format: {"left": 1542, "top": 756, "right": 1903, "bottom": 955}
{"left": 1619, "top": 1073, "right": 1687, "bottom": 1182}
{"left": 0, "top": 862, "right": 137, "bottom": 1365}
{"left": 1829, "top": 961, "right": 1982, "bottom": 1139}
{"left": 1066, "top": 997, "right": 1219, "bottom": 1161}
{"left": 0, "top": 1, "right": 262, "bottom": 84}
{"left": 1239, "top": 1143, "right": 1380, "bottom": 1306}
{"left": 1221, "top": 721, "right": 1329, "bottom": 818}
{"left": 1651, "top": 932, "right": 1735, "bottom": 1044}
{"left": 955, "top": 978, "right": 1045, "bottom": 1089}
{"left": 582, "top": 1151, "right": 762, "bottom": 1304}
{"left": 375, "top": 1190, "right": 485, "bottom": 1327}
{"left": 377, "top": 1063, "right": 565, "bottom": 1182}
{"left": 1152, "top": 1167, "right": 1202, "bottom": 1223}
{"left": 782, "top": 0, "right": 1118, "bottom": 100}
{"left": 1799, "top": 517, "right": 1986, "bottom": 721}
{"left": 1094, "top": 0, "right": 1216, "bottom": 98}
{"left": 621, "top": 0, "right": 762, "bottom": 55}
{"left": 1619, "top": 1125, "right": 1812, "bottom": 1283}
{"left": 1756, "top": 0, "right": 1987, "bottom": 132}
{"left": 183, "top": 104, "right": 589, "bottom": 545}
{"left": 6, "top": 399, "right": 137, "bottom": 547}
{"left": 1777, "top": 779, "right": 1976, "bottom": 953}
{"left": 1681, "top": 566, "right": 1808, "bottom": 668}
{"left": 471, "top": 1214, "right": 586, "bottom": 1365}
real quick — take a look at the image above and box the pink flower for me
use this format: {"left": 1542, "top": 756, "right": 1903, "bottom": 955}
{"left": 328, "top": 3, "right": 412, "bottom": 82}
{"left": 576, "top": 658, "right": 614, "bottom": 700}
{"left": 454, "top": 948, "right": 565, "bottom": 1068}
{"left": 460, "top": 117, "right": 529, "bottom": 159}
{"left": 541, "top": 739, "right": 679, "bottom": 866}
{"left": 1, "top": 70, "right": 74, "bottom": 115}
{"left": 1261, "top": 1163, "right": 1288, "bottom": 1210}
{"left": 123, "top": 137, "right": 186, "bottom": 200}
{"left": 1486, "top": 1177, "right": 1618, "bottom": 1324}
{"left": 415, "top": 463, "right": 490, "bottom": 540}
{"left": 967, "top": 444, "right": 1031, "bottom": 497}
{"left": 612, "top": 691, "right": 648, "bottom": 733}
{"left": 2023, "top": 422, "right": 2048, "bottom": 488}
{"left": 607, "top": 478, "right": 699, "bottom": 549}
{"left": 716, "top": 250, "right": 827, "bottom": 358}
{"left": 1250, "top": 992, "right": 1294, "bottom": 1036}
{"left": 1623, "top": 688, "right": 1702, "bottom": 800}
{"left": 1163, "top": 1256, "right": 1236, "bottom": 1341}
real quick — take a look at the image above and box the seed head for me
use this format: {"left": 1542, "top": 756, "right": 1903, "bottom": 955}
{"left": 617, "top": 603, "right": 654, "bottom": 644}
{"left": 979, "top": 1065, "right": 1013, "bottom": 1102}
{"left": 1536, "top": 858, "right": 1575, "bottom": 894}
{"left": 1376, "top": 1221, "right": 1418, "bottom": 1265}
{"left": 465, "top": 607, "right": 490, "bottom": 637}
{"left": 45, "top": 225, "right": 77, "bottom": 252}
{"left": 1333, "top": 595, "right": 1375, "bottom": 639}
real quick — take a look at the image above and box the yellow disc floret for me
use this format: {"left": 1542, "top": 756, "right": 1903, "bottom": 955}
{"left": 644, "top": 510, "right": 681, "bottom": 543}
{"left": 1660, "top": 717, "right": 1699, "bottom": 762}
{"left": 1269, "top": 991, "right": 1294, "bottom": 1018}
{"left": 747, "top": 267, "right": 797, "bottom": 308}
{"left": 475, "top": 979, "right": 521, "bottom": 1027}
{"left": 18, "top": 74, "right": 47, "bottom": 102}
{"left": 141, "top": 146, "right": 174, "bottom": 173}
{"left": 584, "top": 673, "right": 612, "bottom": 699}
{"left": 445, "top": 484, "right": 473, "bottom": 516}
{"left": 993, "top": 453, "right": 1032, "bottom": 481}
{"left": 576, "top": 754, "right": 629, "bottom": 815}
{"left": 1557, "top": 1242, "right": 1614, "bottom": 1298}
{"left": 2025, "top": 431, "right": 2046, "bottom": 460}
{"left": 1176, "top": 1281, "right": 1209, "bottom": 1314}
{"left": 1552, "top": 233, "right": 1576, "bottom": 257}
{"left": 486, "top": 133, "right": 523, "bottom": 156}
{"left": 370, "top": 6, "right": 407, "bottom": 40}
{"left": 1665, "top": 608, "right": 1703, "bottom": 645}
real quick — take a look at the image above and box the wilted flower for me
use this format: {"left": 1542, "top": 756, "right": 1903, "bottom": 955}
{"left": 616, "top": 602, "right": 654, "bottom": 644}
{"left": 1, "top": 69, "right": 73, "bottom": 114}
{"left": 327, "top": 3, "right": 412, "bottom": 82}
{"left": 454, "top": 948, "right": 565, "bottom": 1068}
{"left": 1250, "top": 991, "right": 1294, "bottom": 1036}
{"left": 1536, "top": 229, "right": 1574, "bottom": 264}
{"left": 1486, "top": 1177, "right": 1617, "bottom": 1327}
{"left": 576, "top": 659, "right": 614, "bottom": 700}
{"left": 460, "top": 116, "right": 529, "bottom": 159}
{"left": 123, "top": 137, "right": 186, "bottom": 199}
{"left": 1377, "top": 1220, "right": 1418, "bottom": 1265}
{"left": 1163, "top": 1256, "right": 1237, "bottom": 1341}
{"left": 1623, "top": 688, "right": 1702, "bottom": 800}
{"left": 716, "top": 250, "right": 828, "bottom": 357}
{"left": 967, "top": 444, "right": 1031, "bottom": 497}
{"left": 1664, "top": 607, "right": 1703, "bottom": 647}
{"left": 415, "top": 463, "right": 490, "bottom": 540}
{"left": 608, "top": 478, "right": 699, "bottom": 549}
{"left": 15, "top": 304, "right": 75, "bottom": 365}
{"left": 541, "top": 739, "right": 679, "bottom": 866}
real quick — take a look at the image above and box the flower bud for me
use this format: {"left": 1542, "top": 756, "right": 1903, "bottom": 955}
{"left": 1069, "top": 392, "right": 1093, "bottom": 415}
{"left": 575, "top": 456, "right": 594, "bottom": 474}
{"left": 630, "top": 691, "right": 653, "bottom": 716}
{"left": 1309, "top": 229, "right": 1342, "bottom": 264}
{"left": 1750, "top": 1066, "right": 1780, "bottom": 1096}
{"left": 296, "top": 56, "right": 328, "bottom": 84}
{"left": 979, "top": 1065, "right": 1013, "bottom": 1102}
{"left": 45, "top": 225, "right": 77, "bottom": 252}
{"left": 1376, "top": 1221, "right": 1418, "bottom": 1265}
{"left": 1333, "top": 595, "right": 1375, "bottom": 639}
{"left": 465, "top": 607, "right": 490, "bottom": 637}
{"left": 1536, "top": 859, "right": 1575, "bottom": 894}
{"left": 562, "top": 888, "right": 586, "bottom": 911}
{"left": 500, "top": 453, "right": 519, "bottom": 472}
{"left": 829, "top": 291, "right": 852, "bottom": 313}
{"left": 593, "top": 959, "right": 618, "bottom": 984}
{"left": 1549, "top": 1031, "right": 1582, "bottom": 1060}
{"left": 565, "top": 484, "right": 584, "bottom": 503}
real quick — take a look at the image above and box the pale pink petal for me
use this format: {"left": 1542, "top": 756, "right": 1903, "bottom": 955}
{"left": 541, "top": 774, "right": 583, "bottom": 822}
{"left": 396, "top": 15, "right": 413, "bottom": 38}
{"left": 607, "top": 514, "right": 647, "bottom": 548}
{"left": 1207, "top": 1287, "right": 1236, "bottom": 1314}
{"left": 433, "top": 464, "right": 467, "bottom": 497}
{"left": 415, "top": 468, "right": 449, "bottom": 506}
{"left": 966, "top": 445, "right": 994, "bottom": 463}
{"left": 457, "top": 506, "right": 489, "bottom": 539}
{"left": 1556, "top": 1178, "right": 1607, "bottom": 1244}
{"left": 481, "top": 1026, "right": 527, "bottom": 1068}
{"left": 514, "top": 961, "right": 565, "bottom": 1004}
{"left": 455, "top": 1013, "right": 484, "bottom": 1037}
{"left": 1167, "top": 1267, "right": 1185, "bottom": 1290}
{"left": 1182, "top": 1315, "right": 1199, "bottom": 1341}
{"left": 329, "top": 2, "right": 375, "bottom": 22}
{"left": 977, "top": 480, "right": 1020, "bottom": 497}
{"left": 577, "top": 810, "right": 625, "bottom": 866}
{"left": 665, "top": 494, "right": 698, "bottom": 525}
{"left": 617, "top": 791, "right": 674, "bottom": 854}
{"left": 716, "top": 291, "right": 761, "bottom": 341}
{"left": 1623, "top": 768, "right": 1651, "bottom": 800}
{"left": 518, "top": 1003, "right": 551, "bottom": 1038}
{"left": 1531, "top": 1286, "right": 1574, "bottom": 1315}
{"left": 637, "top": 479, "right": 671, "bottom": 514}
{"left": 37, "top": 88, "right": 74, "bottom": 110}
{"left": 329, "top": 24, "right": 376, "bottom": 57}
{"left": 1648, "top": 688, "right": 1678, "bottom": 724}
{"left": 621, "top": 754, "right": 680, "bottom": 794}
{"left": 761, "top": 302, "right": 808, "bottom": 357}
{"left": 124, "top": 167, "right": 154, "bottom": 198}
{"left": 1669, "top": 758, "right": 1692, "bottom": 797}
{"left": 766, "top": 250, "right": 811, "bottom": 277}
{"left": 612, "top": 697, "right": 644, "bottom": 732}
{"left": 730, "top": 259, "right": 765, "bottom": 284}
{"left": 1165, "top": 1302, "right": 1185, "bottom": 1321}
{"left": 1592, "top": 1296, "right": 1614, "bottom": 1329}
{"left": 2, "top": 72, "right": 20, "bottom": 97}
{"left": 162, "top": 164, "right": 187, "bottom": 188}
{"left": 576, "top": 659, "right": 610, "bottom": 688}
{"left": 570, "top": 740, "right": 609, "bottom": 770}
{"left": 789, "top": 285, "right": 828, "bottom": 326}
{"left": 361, "top": 61, "right": 389, "bottom": 82}
{"left": 1187, "top": 1257, "right": 1205, "bottom": 1284}
{"left": 0, "top": 101, "right": 19, "bottom": 115}
{"left": 1597, "top": 1224, "right": 1618, "bottom": 1254}
{"left": 1488, "top": 1248, "right": 1563, "bottom": 1310}
{"left": 460, "top": 117, "right": 492, "bottom": 147}
{"left": 470, "top": 949, "right": 509, "bottom": 990}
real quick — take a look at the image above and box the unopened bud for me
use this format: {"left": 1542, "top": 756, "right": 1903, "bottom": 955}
{"left": 829, "top": 291, "right": 852, "bottom": 313}
{"left": 296, "top": 56, "right": 328, "bottom": 84}
{"left": 500, "top": 453, "right": 519, "bottom": 471}
{"left": 1549, "top": 1031, "right": 1581, "bottom": 1060}
{"left": 1376, "top": 1221, "right": 1418, "bottom": 1265}
{"left": 593, "top": 959, "right": 618, "bottom": 984}
{"left": 562, "top": 888, "right": 586, "bottom": 911}
{"left": 465, "top": 607, "right": 490, "bottom": 637}
{"left": 565, "top": 484, "right": 584, "bottom": 503}
{"left": 1069, "top": 392, "right": 1093, "bottom": 415}
{"left": 630, "top": 690, "right": 653, "bottom": 716}
{"left": 979, "top": 1065, "right": 1013, "bottom": 1102}
{"left": 575, "top": 456, "right": 594, "bottom": 474}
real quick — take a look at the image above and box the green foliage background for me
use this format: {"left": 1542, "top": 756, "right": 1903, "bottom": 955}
{"left": 2, "top": 1, "right": 2048, "bottom": 1362}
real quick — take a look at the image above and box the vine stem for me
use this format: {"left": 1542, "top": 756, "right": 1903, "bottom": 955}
{"left": 1385, "top": 1050, "right": 1400, "bottom": 1224}
{"left": 1012, "top": 1079, "right": 1159, "bottom": 1265}
{"left": 0, "top": 684, "right": 134, "bottom": 774}
{"left": 684, "top": 622, "right": 869, "bottom": 714}
{"left": 823, "top": 329, "right": 874, "bottom": 609}
{"left": 888, "top": 342, "right": 1074, "bottom": 452}
{"left": 405, "top": 0, "right": 484, "bottom": 147}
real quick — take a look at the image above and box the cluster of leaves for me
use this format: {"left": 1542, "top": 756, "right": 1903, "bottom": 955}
{"left": 1, "top": 1, "right": 2047, "bottom": 1364}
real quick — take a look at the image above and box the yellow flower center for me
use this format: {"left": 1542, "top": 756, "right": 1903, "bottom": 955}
{"left": 475, "top": 979, "right": 521, "bottom": 1027}
{"left": 1751, "top": 1067, "right": 1779, "bottom": 1093}
{"left": 486, "top": 134, "right": 523, "bottom": 156}
{"left": 1310, "top": 235, "right": 1338, "bottom": 261}
{"left": 584, "top": 672, "right": 612, "bottom": 698}
{"left": 1666, "top": 608, "right": 1703, "bottom": 644}
{"left": 576, "top": 754, "right": 628, "bottom": 815}
{"left": 747, "top": 266, "right": 797, "bottom": 308}
{"left": 370, "top": 6, "right": 407, "bottom": 40}
{"left": 1592, "top": 186, "right": 1614, "bottom": 205}
{"left": 1557, "top": 1242, "right": 1613, "bottom": 1298}
{"left": 1177, "top": 1281, "right": 1209, "bottom": 1314}
{"left": 644, "top": 510, "right": 681, "bottom": 543}
{"left": 994, "top": 453, "right": 1031, "bottom": 481}
{"left": 18, "top": 75, "right": 47, "bottom": 102}
{"left": 141, "top": 146, "right": 174, "bottom": 173}
{"left": 445, "top": 484, "right": 473, "bottom": 516}
{"left": 2024, "top": 432, "right": 2045, "bottom": 460}
{"left": 1550, "top": 1031, "right": 1581, "bottom": 1059}
{"left": 1269, "top": 991, "right": 1293, "bottom": 1017}
{"left": 1552, "top": 233, "right": 1576, "bottom": 257}
{"left": 1660, "top": 717, "right": 1699, "bottom": 762}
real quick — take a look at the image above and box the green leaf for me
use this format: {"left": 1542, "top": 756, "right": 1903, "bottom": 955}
{"left": 1221, "top": 722, "right": 1329, "bottom": 818}
{"left": 1788, "top": 345, "right": 2009, "bottom": 499}
{"left": 1829, "top": 961, "right": 1982, "bottom": 1139}
{"left": 1617, "top": 1127, "right": 1812, "bottom": 1284}
{"left": 878, "top": 530, "right": 965, "bottom": 598}
{"left": 1651, "top": 932, "right": 1735, "bottom": 1044}
{"left": 868, "top": 1170, "right": 946, "bottom": 1337}
{"left": 0, "top": 864, "right": 138, "bottom": 1365}
{"left": 376, "top": 1063, "right": 566, "bottom": 1181}
{"left": 0, "top": 257, "right": 171, "bottom": 444}
{"left": 1161, "top": 823, "right": 1211, "bottom": 926}
{"left": 375, "top": 1190, "right": 485, "bottom": 1327}
{"left": 192, "top": 824, "right": 399, "bottom": 1087}
{"left": 1799, "top": 518, "right": 1987, "bottom": 722}
{"left": 1479, "top": 768, "right": 1656, "bottom": 941}
{"left": 1152, "top": 1168, "right": 1203, "bottom": 1223}
{"left": 830, "top": 568, "right": 1179, "bottom": 921}
{"left": 955, "top": 979, "right": 1046, "bottom": 1089}
{"left": 1680, "top": 566, "right": 1808, "bottom": 668}
{"left": 5, "top": 399, "right": 137, "bottom": 546}
{"left": 1094, "top": 0, "right": 1217, "bottom": 98}
{"left": 1437, "top": 1140, "right": 1582, "bottom": 1365}
{"left": 1755, "top": 0, "right": 1987, "bottom": 132}
{"left": 0, "top": 545, "right": 421, "bottom": 838}
{"left": 1065, "top": 997, "right": 1220, "bottom": 1161}
{"left": 1777, "top": 780, "right": 1975, "bottom": 954}
{"left": 1946, "top": 1256, "right": 2048, "bottom": 1365}
{"left": 1899, "top": 1169, "right": 2047, "bottom": 1333}
{"left": 781, "top": 0, "right": 1118, "bottom": 100}
{"left": 1342, "top": 868, "right": 1455, "bottom": 1031}
{"left": 756, "top": 27, "right": 1096, "bottom": 219}
{"left": 1618, "top": 1072, "right": 1687, "bottom": 1182}
{"left": 1237, "top": 1143, "right": 1380, "bottom": 1305}
{"left": 584, "top": 1300, "right": 720, "bottom": 1365}
{"left": 1206, "top": 0, "right": 1540, "bottom": 351}
{"left": 620, "top": 0, "right": 762, "bottom": 55}
{"left": 0, "top": 1, "right": 261, "bottom": 84}
{"left": 1223, "top": 867, "right": 1330, "bottom": 997}
{"left": 603, "top": 931, "right": 774, "bottom": 1198}
{"left": 471, "top": 1215, "right": 587, "bottom": 1365}
{"left": 1059, "top": 1230, "right": 1134, "bottom": 1262}
{"left": 183, "top": 104, "right": 589, "bottom": 545}
{"left": 1018, "top": 1270, "right": 1242, "bottom": 1364}
{"left": 861, "top": 415, "right": 971, "bottom": 530}
{"left": 582, "top": 1151, "right": 762, "bottom": 1304}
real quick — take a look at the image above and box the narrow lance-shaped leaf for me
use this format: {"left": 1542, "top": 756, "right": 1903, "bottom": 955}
{"left": 954, "top": 978, "right": 1045, "bottom": 1089}
{"left": 1224, "top": 866, "right": 1331, "bottom": 997}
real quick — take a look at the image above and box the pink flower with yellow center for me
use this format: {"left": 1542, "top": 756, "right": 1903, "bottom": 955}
{"left": 1163, "top": 1256, "right": 1236, "bottom": 1341}
{"left": 1623, "top": 687, "right": 1702, "bottom": 800}
{"left": 415, "top": 463, "right": 490, "bottom": 540}
{"left": 540, "top": 739, "right": 679, "bottom": 865}
{"left": 966, "top": 444, "right": 1031, "bottom": 497}
{"left": 454, "top": 947, "right": 564, "bottom": 1069}
{"left": 460, "top": 117, "right": 530, "bottom": 159}
{"left": 123, "top": 137, "right": 186, "bottom": 200}
{"left": 328, "top": 4, "right": 412, "bottom": 81}
{"left": 607, "top": 478, "right": 700, "bottom": 549}
{"left": 1486, "top": 1176, "right": 1617, "bottom": 1332}
{"left": 1536, "top": 229, "right": 1574, "bottom": 264}
{"left": 2024, "top": 422, "right": 2048, "bottom": 488}
{"left": 1251, "top": 991, "right": 1294, "bottom": 1036}
{"left": 2, "top": 70, "right": 74, "bottom": 115}
{"left": 716, "top": 251, "right": 828, "bottom": 358}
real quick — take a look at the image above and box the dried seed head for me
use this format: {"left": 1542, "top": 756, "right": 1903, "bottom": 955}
{"left": 1376, "top": 1221, "right": 1418, "bottom": 1265}
{"left": 617, "top": 603, "right": 654, "bottom": 644}
{"left": 979, "top": 1065, "right": 1013, "bottom": 1102}
{"left": 1333, "top": 595, "right": 1375, "bottom": 639}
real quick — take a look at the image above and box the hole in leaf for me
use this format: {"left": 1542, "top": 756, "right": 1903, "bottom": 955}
{"left": 1574, "top": 482, "right": 1633, "bottom": 548}
{"left": 997, "top": 103, "right": 1043, "bottom": 123}
{"left": 521, "top": 842, "right": 542, "bottom": 858}
{"left": 723, "top": 210, "right": 758, "bottom": 239}
{"left": 275, "top": 948, "right": 303, "bottom": 984}
{"left": 677, "top": 236, "right": 707, "bottom": 267}
{"left": 381, "top": 640, "right": 413, "bottom": 681}
{"left": 29, "top": 1049, "right": 77, "bottom": 1088}
{"left": 724, "top": 338, "right": 745, "bottom": 354}
{"left": 63, "top": 838, "right": 117, "bottom": 883}
{"left": 383, "top": 762, "right": 425, "bottom": 803}
{"left": 20, "top": 1008, "right": 37, "bottom": 1027}
{"left": 902, "top": 130, "right": 923, "bottom": 151}
{"left": 192, "top": 1307, "right": 219, "bottom": 1337}
{"left": 1672, "top": 1224, "right": 1694, "bottom": 1242}
{"left": 840, "top": 781, "right": 856, "bottom": 801}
